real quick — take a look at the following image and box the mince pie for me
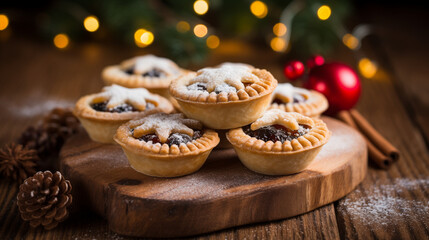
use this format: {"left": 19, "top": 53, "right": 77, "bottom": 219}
{"left": 269, "top": 83, "right": 328, "bottom": 117}
{"left": 73, "top": 84, "right": 174, "bottom": 144}
{"left": 227, "top": 109, "right": 330, "bottom": 175}
{"left": 114, "top": 113, "right": 219, "bottom": 177}
{"left": 169, "top": 65, "right": 277, "bottom": 129}
{"left": 102, "top": 55, "right": 189, "bottom": 99}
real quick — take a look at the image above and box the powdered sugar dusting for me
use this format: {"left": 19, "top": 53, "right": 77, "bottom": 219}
{"left": 187, "top": 82, "right": 207, "bottom": 91}
{"left": 139, "top": 161, "right": 275, "bottom": 200}
{"left": 168, "top": 133, "right": 187, "bottom": 143}
{"left": 133, "top": 55, "right": 179, "bottom": 75}
{"left": 132, "top": 113, "right": 202, "bottom": 143}
{"left": 94, "top": 84, "right": 157, "bottom": 111}
{"left": 218, "top": 62, "right": 253, "bottom": 69}
{"left": 189, "top": 65, "right": 259, "bottom": 92}
{"left": 183, "top": 82, "right": 211, "bottom": 99}
{"left": 274, "top": 83, "right": 310, "bottom": 103}
{"left": 251, "top": 109, "right": 315, "bottom": 131}
{"left": 215, "top": 83, "right": 237, "bottom": 93}
{"left": 6, "top": 98, "right": 74, "bottom": 117}
{"left": 338, "top": 177, "right": 429, "bottom": 230}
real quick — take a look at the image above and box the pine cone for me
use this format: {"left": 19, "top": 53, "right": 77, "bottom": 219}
{"left": 17, "top": 171, "right": 72, "bottom": 230}
{"left": 0, "top": 143, "right": 38, "bottom": 183}
{"left": 42, "top": 108, "right": 80, "bottom": 139}
{"left": 18, "top": 125, "right": 58, "bottom": 158}
{"left": 18, "top": 108, "right": 80, "bottom": 159}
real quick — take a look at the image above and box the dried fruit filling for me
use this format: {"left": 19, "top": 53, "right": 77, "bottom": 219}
{"left": 243, "top": 124, "right": 310, "bottom": 143}
{"left": 135, "top": 130, "right": 203, "bottom": 146}
{"left": 91, "top": 101, "right": 155, "bottom": 113}
{"left": 124, "top": 67, "right": 166, "bottom": 78}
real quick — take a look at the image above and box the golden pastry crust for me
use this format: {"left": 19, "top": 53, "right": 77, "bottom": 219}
{"left": 114, "top": 114, "right": 219, "bottom": 177}
{"left": 114, "top": 118, "right": 219, "bottom": 156}
{"left": 170, "top": 68, "right": 276, "bottom": 103}
{"left": 169, "top": 66, "right": 277, "bottom": 129}
{"left": 269, "top": 84, "right": 328, "bottom": 118}
{"left": 226, "top": 111, "right": 330, "bottom": 175}
{"left": 102, "top": 55, "right": 188, "bottom": 90}
{"left": 73, "top": 93, "right": 173, "bottom": 122}
{"left": 227, "top": 118, "right": 329, "bottom": 153}
{"left": 102, "top": 66, "right": 189, "bottom": 89}
{"left": 73, "top": 86, "right": 174, "bottom": 144}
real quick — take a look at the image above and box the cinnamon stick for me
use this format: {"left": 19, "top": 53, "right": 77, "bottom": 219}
{"left": 349, "top": 109, "right": 400, "bottom": 162}
{"left": 337, "top": 111, "right": 393, "bottom": 169}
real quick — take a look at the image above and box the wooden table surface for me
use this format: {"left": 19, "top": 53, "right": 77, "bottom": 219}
{"left": 1, "top": 6, "right": 428, "bottom": 240}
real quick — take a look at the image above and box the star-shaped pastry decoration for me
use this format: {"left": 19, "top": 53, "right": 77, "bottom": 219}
{"left": 273, "top": 83, "right": 310, "bottom": 103}
{"left": 131, "top": 55, "right": 179, "bottom": 75}
{"left": 92, "top": 84, "right": 157, "bottom": 111}
{"left": 251, "top": 109, "right": 315, "bottom": 131}
{"left": 132, "top": 113, "right": 202, "bottom": 143}
{"left": 189, "top": 65, "right": 260, "bottom": 93}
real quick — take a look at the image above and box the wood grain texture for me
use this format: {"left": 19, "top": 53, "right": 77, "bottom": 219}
{"left": 367, "top": 7, "right": 429, "bottom": 145}
{"left": 59, "top": 117, "right": 367, "bottom": 237}
{"left": 332, "top": 6, "right": 429, "bottom": 239}
{"left": 0, "top": 37, "right": 345, "bottom": 240}
{"left": 1, "top": 6, "right": 429, "bottom": 238}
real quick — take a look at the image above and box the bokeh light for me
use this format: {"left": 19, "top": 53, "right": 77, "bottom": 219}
{"left": 141, "top": 32, "right": 154, "bottom": 45}
{"left": 358, "top": 58, "right": 378, "bottom": 79}
{"left": 53, "top": 33, "right": 69, "bottom": 49}
{"left": 250, "top": 1, "right": 268, "bottom": 19}
{"left": 194, "top": 0, "right": 209, "bottom": 15}
{"left": 273, "top": 23, "right": 287, "bottom": 37}
{"left": 270, "top": 37, "right": 286, "bottom": 52}
{"left": 193, "top": 24, "right": 208, "bottom": 38}
{"left": 83, "top": 16, "right": 99, "bottom": 32}
{"left": 134, "top": 29, "right": 154, "bottom": 48}
{"left": 176, "top": 21, "right": 190, "bottom": 33}
{"left": 0, "top": 14, "right": 9, "bottom": 31}
{"left": 317, "top": 5, "right": 331, "bottom": 21}
{"left": 206, "top": 35, "right": 220, "bottom": 49}
{"left": 342, "top": 33, "right": 359, "bottom": 50}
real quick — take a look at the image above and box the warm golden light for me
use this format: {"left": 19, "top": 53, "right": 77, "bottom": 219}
{"left": 194, "top": 0, "right": 209, "bottom": 15}
{"left": 53, "top": 33, "right": 69, "bottom": 49}
{"left": 270, "top": 37, "right": 286, "bottom": 52}
{"left": 134, "top": 29, "right": 145, "bottom": 43}
{"left": 83, "top": 15, "right": 99, "bottom": 32}
{"left": 176, "top": 21, "right": 190, "bottom": 33}
{"left": 206, "top": 35, "right": 220, "bottom": 49}
{"left": 134, "top": 28, "right": 154, "bottom": 48}
{"left": 317, "top": 5, "right": 331, "bottom": 20}
{"left": 250, "top": 1, "right": 268, "bottom": 19}
{"left": 193, "top": 24, "right": 208, "bottom": 38}
{"left": 273, "top": 23, "right": 287, "bottom": 37}
{"left": 140, "top": 32, "right": 154, "bottom": 45}
{"left": 358, "top": 58, "right": 378, "bottom": 79}
{"left": 342, "top": 33, "right": 359, "bottom": 50}
{"left": 0, "top": 14, "right": 9, "bottom": 31}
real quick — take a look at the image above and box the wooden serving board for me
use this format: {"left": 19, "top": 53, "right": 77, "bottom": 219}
{"left": 60, "top": 117, "right": 367, "bottom": 238}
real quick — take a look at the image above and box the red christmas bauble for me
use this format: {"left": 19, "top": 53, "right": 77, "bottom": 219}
{"left": 307, "top": 55, "right": 325, "bottom": 69}
{"left": 305, "top": 62, "right": 361, "bottom": 115}
{"left": 284, "top": 60, "right": 305, "bottom": 81}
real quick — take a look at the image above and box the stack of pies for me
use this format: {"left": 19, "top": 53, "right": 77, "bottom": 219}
{"left": 73, "top": 55, "right": 331, "bottom": 177}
